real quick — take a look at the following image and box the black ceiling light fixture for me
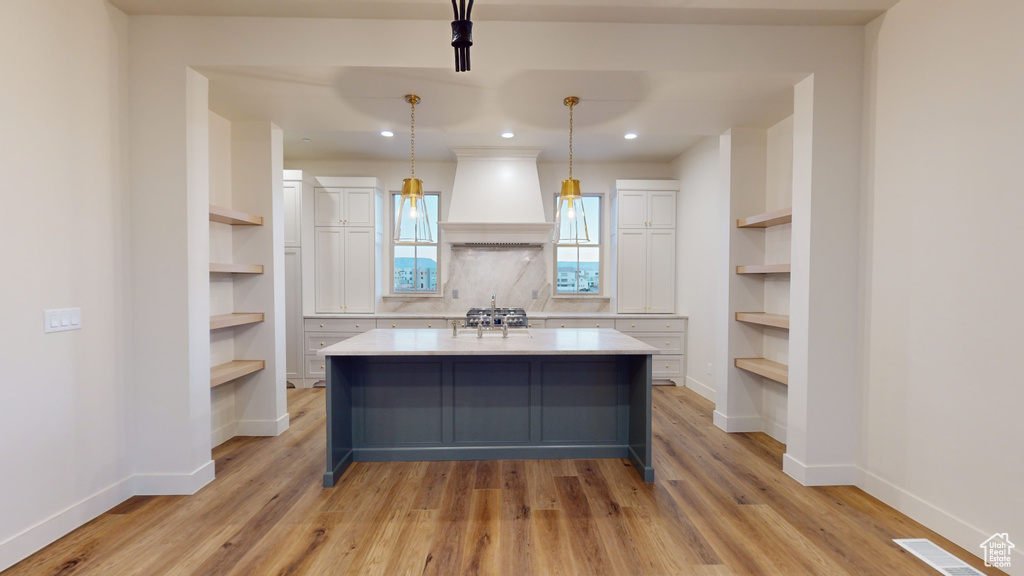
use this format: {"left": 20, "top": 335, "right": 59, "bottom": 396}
{"left": 451, "top": 0, "right": 474, "bottom": 72}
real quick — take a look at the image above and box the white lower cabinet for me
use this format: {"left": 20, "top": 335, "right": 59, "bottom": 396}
{"left": 285, "top": 247, "right": 303, "bottom": 384}
{"left": 302, "top": 318, "right": 374, "bottom": 386}
{"left": 314, "top": 227, "right": 376, "bottom": 314}
{"left": 545, "top": 316, "right": 687, "bottom": 384}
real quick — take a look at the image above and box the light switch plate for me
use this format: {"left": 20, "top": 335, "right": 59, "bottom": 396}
{"left": 452, "top": 289, "right": 459, "bottom": 299}
{"left": 44, "top": 308, "right": 82, "bottom": 333}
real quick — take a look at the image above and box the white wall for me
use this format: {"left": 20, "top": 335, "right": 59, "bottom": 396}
{"left": 671, "top": 137, "right": 720, "bottom": 400}
{"left": 0, "top": 1, "right": 132, "bottom": 570}
{"left": 861, "top": 1, "right": 1024, "bottom": 569}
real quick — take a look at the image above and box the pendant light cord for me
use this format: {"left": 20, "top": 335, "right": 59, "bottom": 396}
{"left": 410, "top": 98, "right": 416, "bottom": 179}
{"left": 568, "top": 101, "right": 574, "bottom": 180}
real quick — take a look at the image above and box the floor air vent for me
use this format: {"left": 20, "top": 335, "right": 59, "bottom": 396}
{"left": 894, "top": 539, "right": 985, "bottom": 576}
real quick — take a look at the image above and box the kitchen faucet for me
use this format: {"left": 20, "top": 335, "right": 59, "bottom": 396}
{"left": 491, "top": 293, "right": 496, "bottom": 320}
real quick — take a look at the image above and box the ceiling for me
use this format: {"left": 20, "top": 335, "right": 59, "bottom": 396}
{"left": 114, "top": 1, "right": 898, "bottom": 164}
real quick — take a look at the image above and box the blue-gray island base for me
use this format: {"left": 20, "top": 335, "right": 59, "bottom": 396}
{"left": 320, "top": 329, "right": 656, "bottom": 486}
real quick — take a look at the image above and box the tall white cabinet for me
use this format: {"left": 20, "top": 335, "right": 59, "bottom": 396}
{"left": 283, "top": 171, "right": 309, "bottom": 386}
{"left": 612, "top": 180, "right": 679, "bottom": 314}
{"left": 310, "top": 178, "right": 383, "bottom": 315}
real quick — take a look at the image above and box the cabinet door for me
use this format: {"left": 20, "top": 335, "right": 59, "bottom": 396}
{"left": 285, "top": 247, "right": 302, "bottom": 380}
{"left": 314, "top": 188, "right": 343, "bottom": 226}
{"left": 648, "top": 191, "right": 676, "bottom": 229}
{"left": 616, "top": 191, "right": 648, "bottom": 228}
{"left": 315, "top": 229, "right": 344, "bottom": 313}
{"left": 616, "top": 229, "right": 648, "bottom": 313}
{"left": 344, "top": 188, "right": 375, "bottom": 227}
{"left": 284, "top": 182, "right": 301, "bottom": 246}
{"left": 646, "top": 229, "right": 676, "bottom": 313}
{"left": 342, "top": 228, "right": 375, "bottom": 313}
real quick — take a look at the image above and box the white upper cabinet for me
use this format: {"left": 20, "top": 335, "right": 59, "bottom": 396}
{"left": 314, "top": 187, "right": 374, "bottom": 227}
{"left": 284, "top": 181, "right": 301, "bottom": 247}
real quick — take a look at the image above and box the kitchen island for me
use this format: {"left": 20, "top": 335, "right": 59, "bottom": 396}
{"left": 319, "top": 328, "right": 658, "bottom": 486}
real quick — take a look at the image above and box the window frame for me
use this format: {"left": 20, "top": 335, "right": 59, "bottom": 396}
{"left": 390, "top": 191, "right": 441, "bottom": 295}
{"left": 552, "top": 193, "right": 602, "bottom": 296}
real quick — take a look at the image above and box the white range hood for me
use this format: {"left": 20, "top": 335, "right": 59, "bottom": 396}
{"left": 439, "top": 147, "right": 555, "bottom": 246}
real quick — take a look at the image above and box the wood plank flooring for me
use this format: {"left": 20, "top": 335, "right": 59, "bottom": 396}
{"left": 3, "top": 386, "right": 1006, "bottom": 576}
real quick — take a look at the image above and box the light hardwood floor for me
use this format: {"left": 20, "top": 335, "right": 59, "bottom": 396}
{"left": 4, "top": 387, "right": 1005, "bottom": 575}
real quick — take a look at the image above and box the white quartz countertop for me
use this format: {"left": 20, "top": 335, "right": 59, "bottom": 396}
{"left": 319, "top": 328, "right": 660, "bottom": 356}
{"left": 306, "top": 312, "right": 687, "bottom": 320}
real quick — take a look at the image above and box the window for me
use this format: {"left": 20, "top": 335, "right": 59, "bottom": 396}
{"left": 392, "top": 192, "right": 439, "bottom": 293}
{"left": 554, "top": 195, "right": 600, "bottom": 294}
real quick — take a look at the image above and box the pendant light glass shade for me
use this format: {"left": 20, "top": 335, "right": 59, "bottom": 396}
{"left": 554, "top": 96, "right": 588, "bottom": 244}
{"left": 554, "top": 178, "right": 588, "bottom": 244}
{"left": 394, "top": 94, "right": 434, "bottom": 244}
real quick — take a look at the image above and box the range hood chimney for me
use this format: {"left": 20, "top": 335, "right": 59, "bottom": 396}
{"left": 439, "top": 147, "right": 555, "bottom": 246}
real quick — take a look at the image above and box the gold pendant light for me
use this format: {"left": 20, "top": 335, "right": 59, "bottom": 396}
{"left": 554, "top": 96, "right": 588, "bottom": 244}
{"left": 394, "top": 94, "right": 434, "bottom": 244}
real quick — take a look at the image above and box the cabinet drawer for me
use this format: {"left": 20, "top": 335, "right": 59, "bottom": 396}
{"left": 304, "top": 318, "right": 372, "bottom": 332}
{"left": 376, "top": 318, "right": 447, "bottom": 329}
{"left": 633, "top": 335, "right": 683, "bottom": 354}
{"left": 546, "top": 318, "right": 613, "bottom": 329}
{"left": 652, "top": 355, "right": 684, "bottom": 379}
{"left": 305, "top": 355, "right": 326, "bottom": 378}
{"left": 305, "top": 334, "right": 351, "bottom": 354}
{"left": 615, "top": 318, "right": 686, "bottom": 333}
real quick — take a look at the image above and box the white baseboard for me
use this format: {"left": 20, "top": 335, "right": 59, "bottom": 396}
{"left": 236, "top": 412, "right": 290, "bottom": 437}
{"left": 858, "top": 469, "right": 1022, "bottom": 569}
{"left": 0, "top": 476, "right": 134, "bottom": 572}
{"left": 211, "top": 421, "right": 238, "bottom": 448}
{"left": 684, "top": 376, "right": 715, "bottom": 402}
{"left": 763, "top": 418, "right": 787, "bottom": 444}
{"left": 712, "top": 410, "right": 763, "bottom": 433}
{"left": 782, "top": 454, "right": 859, "bottom": 486}
{"left": 133, "top": 459, "right": 215, "bottom": 496}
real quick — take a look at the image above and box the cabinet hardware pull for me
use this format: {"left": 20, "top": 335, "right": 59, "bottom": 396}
{"left": 392, "top": 324, "right": 396, "bottom": 328}
{"left": 665, "top": 364, "right": 670, "bottom": 369}
{"left": 320, "top": 323, "right": 324, "bottom": 327}
{"left": 561, "top": 324, "right": 565, "bottom": 328}
{"left": 428, "top": 324, "right": 432, "bottom": 328}
{"left": 665, "top": 342, "right": 670, "bottom": 346}
{"left": 320, "top": 342, "right": 324, "bottom": 346}
{"left": 356, "top": 324, "right": 360, "bottom": 328}
{"left": 631, "top": 324, "right": 635, "bottom": 327}
{"left": 666, "top": 324, "right": 670, "bottom": 327}
{"left": 320, "top": 365, "right": 324, "bottom": 370}
{"left": 596, "top": 324, "right": 600, "bottom": 327}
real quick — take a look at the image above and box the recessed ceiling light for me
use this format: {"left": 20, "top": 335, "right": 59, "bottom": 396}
{"left": 380, "top": 130, "right": 394, "bottom": 137}
{"left": 624, "top": 133, "right": 638, "bottom": 140}
{"left": 301, "top": 137, "right": 312, "bottom": 143}
{"left": 501, "top": 132, "right": 515, "bottom": 139}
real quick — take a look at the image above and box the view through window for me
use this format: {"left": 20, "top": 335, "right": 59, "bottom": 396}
{"left": 555, "top": 195, "right": 600, "bottom": 294}
{"left": 393, "top": 193, "right": 439, "bottom": 293}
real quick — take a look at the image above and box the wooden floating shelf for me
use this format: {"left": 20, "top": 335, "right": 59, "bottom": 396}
{"left": 735, "top": 312, "right": 790, "bottom": 330}
{"left": 735, "top": 358, "right": 788, "bottom": 385}
{"left": 210, "top": 313, "right": 265, "bottom": 330}
{"left": 736, "top": 263, "right": 791, "bottom": 275}
{"left": 209, "top": 205, "right": 263, "bottom": 226}
{"left": 210, "top": 263, "right": 264, "bottom": 274}
{"left": 211, "top": 360, "right": 265, "bottom": 388}
{"left": 737, "top": 206, "right": 792, "bottom": 228}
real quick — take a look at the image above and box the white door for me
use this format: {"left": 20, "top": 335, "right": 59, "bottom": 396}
{"left": 616, "top": 229, "right": 648, "bottom": 313}
{"left": 344, "top": 188, "right": 375, "bottom": 227}
{"left": 314, "top": 188, "right": 343, "bottom": 226}
{"left": 342, "top": 227, "right": 375, "bottom": 313}
{"left": 284, "top": 247, "right": 303, "bottom": 383}
{"left": 648, "top": 191, "right": 677, "bottom": 229}
{"left": 646, "top": 229, "right": 676, "bottom": 313}
{"left": 314, "top": 228, "right": 344, "bottom": 313}
{"left": 284, "top": 182, "right": 302, "bottom": 247}
{"left": 616, "top": 191, "right": 648, "bottom": 228}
